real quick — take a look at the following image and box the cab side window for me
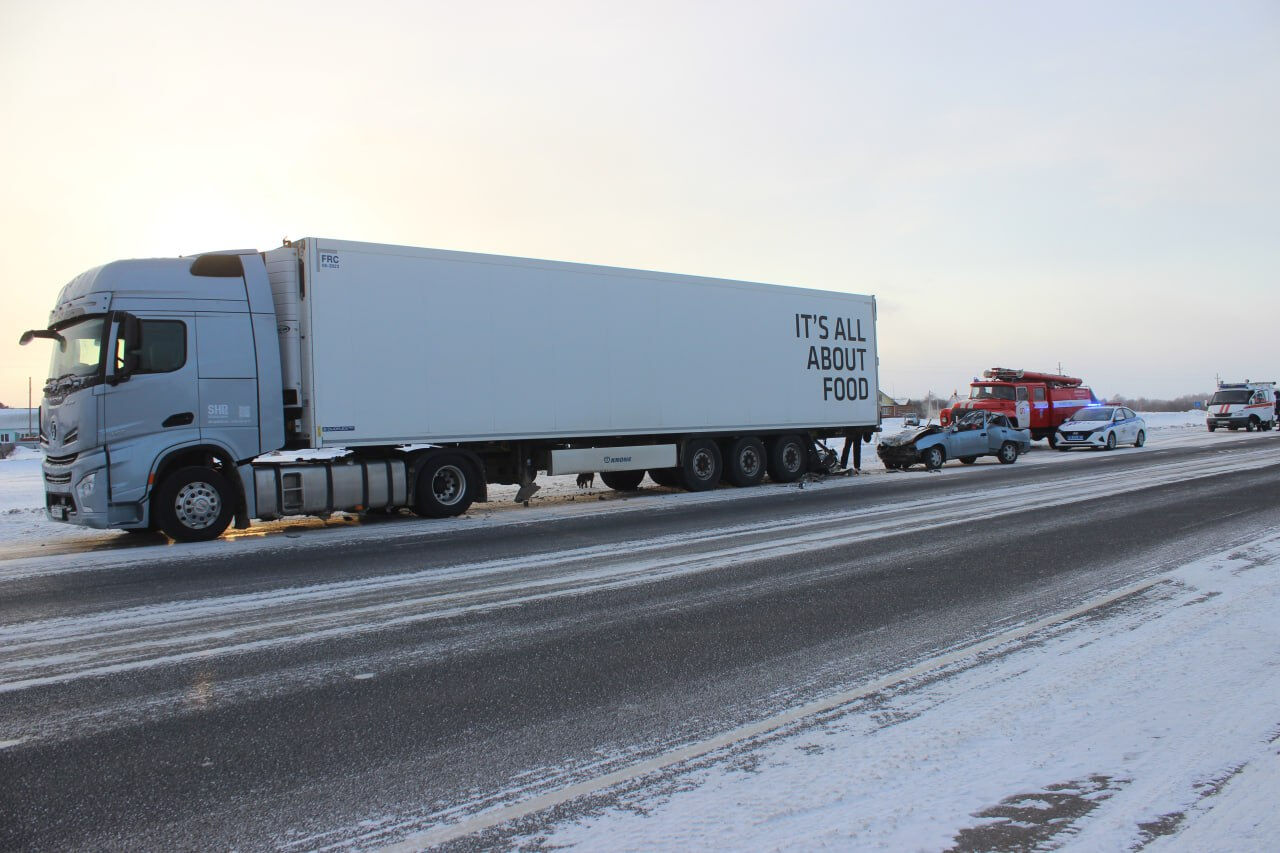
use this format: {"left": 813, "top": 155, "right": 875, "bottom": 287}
{"left": 116, "top": 320, "right": 187, "bottom": 375}
{"left": 1016, "top": 387, "right": 1028, "bottom": 401}
{"left": 1034, "top": 388, "right": 1046, "bottom": 402}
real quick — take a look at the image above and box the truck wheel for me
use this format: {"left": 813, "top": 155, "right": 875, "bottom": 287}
{"left": 1134, "top": 430, "right": 1146, "bottom": 447}
{"left": 997, "top": 442, "right": 1018, "bottom": 464}
{"left": 414, "top": 453, "right": 475, "bottom": 518}
{"left": 648, "top": 467, "right": 682, "bottom": 488}
{"left": 922, "top": 446, "right": 945, "bottom": 470}
{"left": 725, "top": 436, "right": 766, "bottom": 487}
{"left": 600, "top": 470, "right": 645, "bottom": 491}
{"left": 680, "top": 438, "right": 722, "bottom": 491}
{"left": 1046, "top": 432, "right": 1058, "bottom": 449}
{"left": 959, "top": 456, "right": 977, "bottom": 465}
{"left": 1104, "top": 432, "right": 1117, "bottom": 450}
{"left": 153, "top": 466, "right": 234, "bottom": 542}
{"left": 1247, "top": 416, "right": 1260, "bottom": 432}
{"left": 767, "top": 434, "right": 808, "bottom": 483}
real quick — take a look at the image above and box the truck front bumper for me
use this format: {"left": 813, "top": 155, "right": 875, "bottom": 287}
{"left": 43, "top": 449, "right": 113, "bottom": 529}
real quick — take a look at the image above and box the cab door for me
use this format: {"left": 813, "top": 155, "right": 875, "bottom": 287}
{"left": 1015, "top": 386, "right": 1031, "bottom": 429}
{"left": 102, "top": 313, "right": 200, "bottom": 505}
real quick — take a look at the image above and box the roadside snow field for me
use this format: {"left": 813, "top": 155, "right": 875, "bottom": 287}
{"left": 489, "top": 531, "right": 1280, "bottom": 851}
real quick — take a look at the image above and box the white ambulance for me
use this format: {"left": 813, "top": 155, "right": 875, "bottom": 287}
{"left": 1205, "top": 381, "right": 1276, "bottom": 432}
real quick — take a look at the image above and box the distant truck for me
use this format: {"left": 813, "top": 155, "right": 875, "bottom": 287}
{"left": 20, "top": 238, "right": 880, "bottom": 541}
{"left": 1205, "top": 381, "right": 1275, "bottom": 432}
{"left": 941, "top": 367, "right": 1098, "bottom": 447}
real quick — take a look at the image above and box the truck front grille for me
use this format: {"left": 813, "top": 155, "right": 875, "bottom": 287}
{"left": 45, "top": 452, "right": 78, "bottom": 465}
{"left": 44, "top": 471, "right": 73, "bottom": 485}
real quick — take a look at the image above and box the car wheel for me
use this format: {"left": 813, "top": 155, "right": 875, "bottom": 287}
{"left": 153, "top": 466, "right": 235, "bottom": 542}
{"left": 997, "top": 442, "right": 1018, "bottom": 464}
{"left": 1105, "top": 432, "right": 1117, "bottom": 450}
{"left": 922, "top": 446, "right": 945, "bottom": 470}
{"left": 1134, "top": 430, "right": 1146, "bottom": 447}
{"left": 1247, "top": 416, "right": 1260, "bottom": 432}
{"left": 959, "top": 456, "right": 977, "bottom": 465}
{"left": 600, "top": 470, "right": 645, "bottom": 491}
{"left": 1207, "top": 423, "right": 1216, "bottom": 432}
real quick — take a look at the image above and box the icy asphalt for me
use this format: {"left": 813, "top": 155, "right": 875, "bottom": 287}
{"left": 0, "top": 422, "right": 1277, "bottom": 849}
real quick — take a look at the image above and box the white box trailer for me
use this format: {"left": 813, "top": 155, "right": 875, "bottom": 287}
{"left": 24, "top": 237, "right": 880, "bottom": 541}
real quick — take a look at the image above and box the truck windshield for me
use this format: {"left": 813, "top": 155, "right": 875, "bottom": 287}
{"left": 1208, "top": 390, "right": 1252, "bottom": 405}
{"left": 969, "top": 384, "right": 1015, "bottom": 401}
{"left": 45, "top": 316, "right": 106, "bottom": 385}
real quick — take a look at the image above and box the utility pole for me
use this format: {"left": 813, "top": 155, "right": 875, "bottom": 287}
{"left": 28, "top": 377, "right": 32, "bottom": 438}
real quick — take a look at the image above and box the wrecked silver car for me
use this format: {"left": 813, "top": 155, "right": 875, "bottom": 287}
{"left": 877, "top": 410, "right": 1032, "bottom": 470}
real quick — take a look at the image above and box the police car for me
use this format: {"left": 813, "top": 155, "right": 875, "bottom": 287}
{"left": 1055, "top": 406, "right": 1146, "bottom": 450}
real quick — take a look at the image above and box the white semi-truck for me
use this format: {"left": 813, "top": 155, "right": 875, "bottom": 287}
{"left": 20, "top": 238, "right": 880, "bottom": 541}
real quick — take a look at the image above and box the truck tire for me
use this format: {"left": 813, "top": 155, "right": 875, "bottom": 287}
{"left": 1134, "top": 430, "right": 1146, "bottom": 447}
{"left": 1247, "top": 416, "right": 1260, "bottom": 432}
{"left": 767, "top": 434, "right": 808, "bottom": 483}
{"left": 1046, "top": 432, "right": 1058, "bottom": 449}
{"left": 724, "top": 436, "right": 766, "bottom": 487}
{"left": 153, "top": 466, "right": 235, "bottom": 542}
{"left": 922, "top": 446, "right": 945, "bottom": 470}
{"left": 600, "top": 470, "right": 645, "bottom": 491}
{"left": 414, "top": 453, "right": 475, "bottom": 518}
{"left": 648, "top": 467, "right": 682, "bottom": 488}
{"left": 680, "top": 438, "right": 722, "bottom": 491}
{"left": 997, "top": 442, "right": 1018, "bottom": 464}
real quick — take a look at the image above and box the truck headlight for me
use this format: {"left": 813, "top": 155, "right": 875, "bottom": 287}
{"left": 76, "top": 471, "right": 97, "bottom": 503}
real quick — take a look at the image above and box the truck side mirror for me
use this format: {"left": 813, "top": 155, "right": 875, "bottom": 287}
{"left": 109, "top": 313, "right": 142, "bottom": 385}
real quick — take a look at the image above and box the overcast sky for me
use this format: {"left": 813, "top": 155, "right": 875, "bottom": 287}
{"left": 2, "top": 0, "right": 1277, "bottom": 405}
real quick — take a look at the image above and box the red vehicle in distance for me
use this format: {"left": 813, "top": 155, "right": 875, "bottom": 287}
{"left": 941, "top": 367, "right": 1099, "bottom": 447}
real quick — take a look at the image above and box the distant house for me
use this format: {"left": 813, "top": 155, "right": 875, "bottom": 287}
{"left": 0, "top": 408, "right": 40, "bottom": 445}
{"left": 878, "top": 391, "right": 912, "bottom": 418}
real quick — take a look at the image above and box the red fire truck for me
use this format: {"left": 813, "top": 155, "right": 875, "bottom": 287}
{"left": 941, "top": 368, "right": 1099, "bottom": 446}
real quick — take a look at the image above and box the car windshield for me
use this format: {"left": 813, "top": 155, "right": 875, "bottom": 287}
{"left": 1067, "top": 407, "right": 1114, "bottom": 422}
{"left": 1208, "top": 390, "right": 1253, "bottom": 405}
{"left": 46, "top": 316, "right": 106, "bottom": 382}
{"left": 954, "top": 410, "right": 986, "bottom": 427}
{"left": 969, "top": 384, "right": 1015, "bottom": 401}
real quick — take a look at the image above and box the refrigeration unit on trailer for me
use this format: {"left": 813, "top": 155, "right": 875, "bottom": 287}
{"left": 21, "top": 238, "right": 880, "bottom": 541}
{"left": 1205, "top": 380, "right": 1276, "bottom": 432}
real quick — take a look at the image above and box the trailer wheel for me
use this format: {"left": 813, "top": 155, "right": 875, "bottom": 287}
{"left": 414, "top": 453, "right": 475, "bottom": 518}
{"left": 997, "top": 442, "right": 1019, "bottom": 464}
{"left": 600, "top": 470, "right": 645, "bottom": 491}
{"left": 153, "top": 466, "right": 234, "bottom": 542}
{"left": 922, "top": 446, "right": 945, "bottom": 470}
{"left": 648, "top": 467, "right": 682, "bottom": 488}
{"left": 1134, "top": 430, "right": 1146, "bottom": 447}
{"left": 725, "top": 436, "right": 766, "bottom": 487}
{"left": 767, "top": 434, "right": 808, "bottom": 483}
{"left": 959, "top": 456, "right": 977, "bottom": 465}
{"left": 680, "top": 438, "right": 723, "bottom": 491}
